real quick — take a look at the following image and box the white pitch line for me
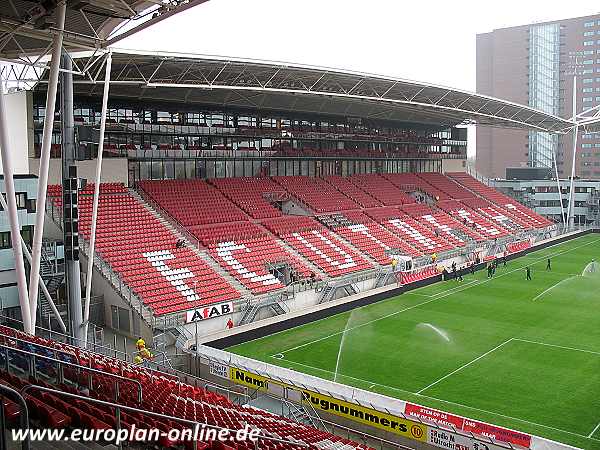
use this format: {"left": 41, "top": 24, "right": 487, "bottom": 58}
{"left": 430, "top": 280, "right": 478, "bottom": 297}
{"left": 278, "top": 237, "right": 599, "bottom": 356}
{"left": 588, "top": 421, "right": 600, "bottom": 438}
{"left": 513, "top": 338, "right": 600, "bottom": 357}
{"left": 531, "top": 277, "right": 576, "bottom": 302}
{"left": 416, "top": 338, "right": 514, "bottom": 395}
{"left": 270, "top": 355, "right": 600, "bottom": 442}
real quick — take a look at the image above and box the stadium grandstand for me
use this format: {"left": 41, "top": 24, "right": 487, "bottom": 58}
{"left": 1, "top": 2, "right": 600, "bottom": 450}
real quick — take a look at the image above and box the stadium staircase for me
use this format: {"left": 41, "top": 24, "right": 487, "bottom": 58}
{"left": 271, "top": 235, "right": 326, "bottom": 279}
{"left": 0, "top": 325, "right": 373, "bottom": 450}
{"left": 35, "top": 242, "right": 66, "bottom": 320}
{"left": 238, "top": 294, "right": 289, "bottom": 326}
{"left": 132, "top": 187, "right": 254, "bottom": 300}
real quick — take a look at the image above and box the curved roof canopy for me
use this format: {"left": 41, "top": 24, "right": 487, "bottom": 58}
{"left": 0, "top": 0, "right": 208, "bottom": 59}
{"left": 65, "top": 49, "right": 575, "bottom": 133}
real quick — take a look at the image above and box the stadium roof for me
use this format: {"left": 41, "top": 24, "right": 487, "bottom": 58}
{"left": 0, "top": 1, "right": 209, "bottom": 59}
{"left": 58, "top": 49, "right": 575, "bottom": 133}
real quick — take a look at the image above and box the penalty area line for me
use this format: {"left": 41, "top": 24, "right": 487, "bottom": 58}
{"left": 589, "top": 421, "right": 600, "bottom": 438}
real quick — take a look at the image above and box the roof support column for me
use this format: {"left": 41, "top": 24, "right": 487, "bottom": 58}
{"left": 566, "top": 73, "right": 578, "bottom": 232}
{"left": 551, "top": 149, "right": 566, "bottom": 228}
{"left": 28, "top": 1, "right": 66, "bottom": 333}
{"left": 83, "top": 51, "right": 112, "bottom": 346}
{"left": 566, "top": 124, "right": 579, "bottom": 232}
{"left": 0, "top": 81, "right": 32, "bottom": 334}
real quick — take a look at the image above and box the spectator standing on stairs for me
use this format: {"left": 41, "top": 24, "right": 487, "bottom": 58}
{"left": 136, "top": 336, "right": 145, "bottom": 351}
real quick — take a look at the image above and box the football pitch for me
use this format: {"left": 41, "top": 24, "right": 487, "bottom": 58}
{"left": 228, "top": 234, "right": 600, "bottom": 450}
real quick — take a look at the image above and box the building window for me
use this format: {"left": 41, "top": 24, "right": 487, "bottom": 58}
{"left": 583, "top": 69, "right": 593, "bottom": 74}
{"left": 15, "top": 193, "right": 26, "bottom": 209}
{"left": 584, "top": 31, "right": 595, "bottom": 37}
{"left": 584, "top": 40, "right": 594, "bottom": 46}
{"left": 583, "top": 97, "right": 593, "bottom": 102}
{"left": 583, "top": 78, "right": 593, "bottom": 83}
{"left": 20, "top": 226, "right": 33, "bottom": 247}
{"left": 26, "top": 198, "right": 36, "bottom": 213}
{"left": 583, "top": 59, "right": 594, "bottom": 64}
{"left": 585, "top": 21, "right": 595, "bottom": 27}
{"left": 0, "top": 232, "right": 11, "bottom": 249}
{"left": 583, "top": 87, "right": 594, "bottom": 93}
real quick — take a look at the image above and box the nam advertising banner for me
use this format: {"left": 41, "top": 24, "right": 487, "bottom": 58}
{"left": 428, "top": 428, "right": 510, "bottom": 450}
{"left": 229, "top": 367, "right": 269, "bottom": 392}
{"left": 186, "top": 301, "right": 233, "bottom": 323}
{"left": 300, "top": 389, "right": 427, "bottom": 441}
{"left": 405, "top": 403, "right": 531, "bottom": 449}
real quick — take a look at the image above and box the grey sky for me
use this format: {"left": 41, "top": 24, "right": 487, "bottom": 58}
{"left": 119, "top": 0, "right": 600, "bottom": 92}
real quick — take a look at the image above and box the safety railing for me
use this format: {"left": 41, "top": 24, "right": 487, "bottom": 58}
{"left": 254, "top": 391, "right": 415, "bottom": 450}
{"left": 0, "top": 384, "right": 29, "bottom": 450}
{"left": 1, "top": 344, "right": 143, "bottom": 404}
{"left": 22, "top": 385, "right": 307, "bottom": 450}
{"left": 0, "top": 315, "right": 128, "bottom": 361}
{"left": 0, "top": 326, "right": 247, "bottom": 408}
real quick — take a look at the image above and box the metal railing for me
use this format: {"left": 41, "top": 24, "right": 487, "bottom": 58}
{"left": 0, "top": 315, "right": 127, "bottom": 360}
{"left": 22, "top": 385, "right": 307, "bottom": 450}
{"left": 0, "top": 326, "right": 246, "bottom": 407}
{"left": 1, "top": 344, "right": 143, "bottom": 404}
{"left": 0, "top": 384, "right": 29, "bottom": 450}
{"left": 254, "top": 391, "right": 415, "bottom": 450}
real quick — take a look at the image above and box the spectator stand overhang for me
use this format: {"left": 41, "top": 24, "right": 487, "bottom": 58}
{"left": 62, "top": 49, "right": 577, "bottom": 133}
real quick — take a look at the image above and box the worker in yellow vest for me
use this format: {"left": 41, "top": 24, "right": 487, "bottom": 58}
{"left": 135, "top": 337, "right": 145, "bottom": 351}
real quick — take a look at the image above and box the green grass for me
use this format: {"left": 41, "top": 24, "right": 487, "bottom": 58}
{"left": 228, "top": 234, "right": 600, "bottom": 449}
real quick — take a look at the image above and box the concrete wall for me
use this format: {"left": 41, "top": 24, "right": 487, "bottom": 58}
{"left": 441, "top": 158, "right": 467, "bottom": 173}
{"left": 0, "top": 90, "right": 29, "bottom": 175}
{"left": 28, "top": 158, "right": 129, "bottom": 186}
{"left": 0, "top": 176, "right": 37, "bottom": 308}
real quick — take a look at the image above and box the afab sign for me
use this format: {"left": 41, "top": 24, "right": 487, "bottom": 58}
{"left": 186, "top": 302, "right": 233, "bottom": 323}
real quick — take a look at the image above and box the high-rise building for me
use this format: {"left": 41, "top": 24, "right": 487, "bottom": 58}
{"left": 476, "top": 14, "right": 600, "bottom": 179}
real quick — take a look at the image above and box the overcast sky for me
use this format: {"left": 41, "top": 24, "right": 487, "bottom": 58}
{"left": 118, "top": 0, "right": 600, "bottom": 92}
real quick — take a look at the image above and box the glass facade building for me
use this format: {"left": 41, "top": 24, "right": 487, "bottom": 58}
{"left": 527, "top": 23, "right": 561, "bottom": 170}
